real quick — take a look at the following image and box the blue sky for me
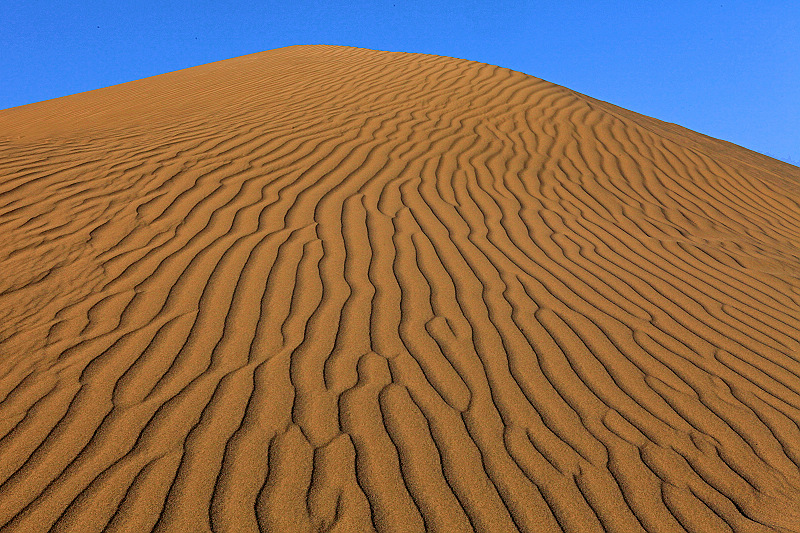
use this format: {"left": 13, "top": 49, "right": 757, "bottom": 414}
{"left": 2, "top": 1, "right": 798, "bottom": 163}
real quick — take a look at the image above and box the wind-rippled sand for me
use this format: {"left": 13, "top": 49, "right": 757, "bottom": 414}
{"left": 1, "top": 46, "right": 800, "bottom": 532}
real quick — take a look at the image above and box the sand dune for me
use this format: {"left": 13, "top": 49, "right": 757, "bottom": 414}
{"left": 1, "top": 45, "right": 800, "bottom": 532}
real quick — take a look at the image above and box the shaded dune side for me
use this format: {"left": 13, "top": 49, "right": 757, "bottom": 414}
{"left": 1, "top": 45, "right": 800, "bottom": 532}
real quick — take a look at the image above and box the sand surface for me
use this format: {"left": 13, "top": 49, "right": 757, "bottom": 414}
{"left": 1, "top": 45, "right": 800, "bottom": 532}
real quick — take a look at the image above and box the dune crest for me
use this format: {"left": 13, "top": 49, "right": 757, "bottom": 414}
{"left": 1, "top": 45, "right": 800, "bottom": 532}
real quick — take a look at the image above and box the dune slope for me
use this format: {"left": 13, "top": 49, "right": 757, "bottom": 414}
{"left": 1, "top": 45, "right": 800, "bottom": 532}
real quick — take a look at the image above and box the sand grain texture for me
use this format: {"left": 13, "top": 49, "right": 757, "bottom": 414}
{"left": 1, "top": 46, "right": 800, "bottom": 532}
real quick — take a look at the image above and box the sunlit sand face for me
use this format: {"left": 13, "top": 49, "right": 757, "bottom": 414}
{"left": 0, "top": 45, "right": 799, "bottom": 532}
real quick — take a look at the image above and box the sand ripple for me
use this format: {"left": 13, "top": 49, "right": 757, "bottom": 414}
{"left": 1, "top": 46, "right": 800, "bottom": 532}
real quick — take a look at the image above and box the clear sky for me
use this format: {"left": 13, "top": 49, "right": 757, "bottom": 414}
{"left": 2, "top": 1, "right": 798, "bottom": 163}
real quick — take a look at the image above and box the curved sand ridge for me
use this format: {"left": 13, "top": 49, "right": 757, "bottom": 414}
{"left": 1, "top": 45, "right": 800, "bottom": 532}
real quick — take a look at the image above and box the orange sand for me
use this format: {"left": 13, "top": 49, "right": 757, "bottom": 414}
{"left": 1, "top": 46, "right": 800, "bottom": 532}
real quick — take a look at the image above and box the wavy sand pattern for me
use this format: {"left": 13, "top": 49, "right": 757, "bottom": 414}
{"left": 1, "top": 46, "right": 800, "bottom": 532}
